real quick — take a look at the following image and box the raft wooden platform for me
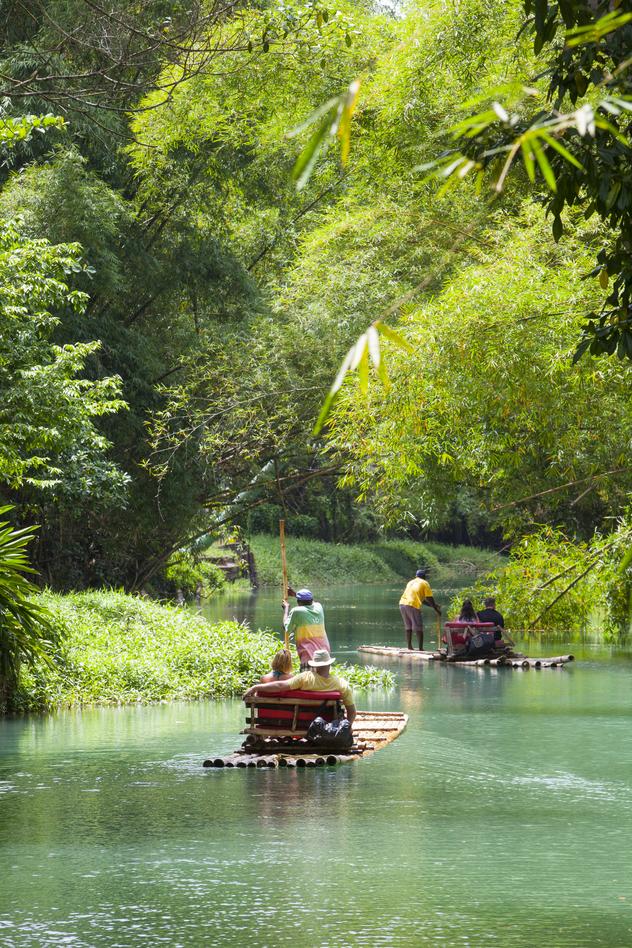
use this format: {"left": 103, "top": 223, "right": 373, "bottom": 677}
{"left": 203, "top": 710, "right": 408, "bottom": 768}
{"left": 358, "top": 646, "right": 575, "bottom": 669}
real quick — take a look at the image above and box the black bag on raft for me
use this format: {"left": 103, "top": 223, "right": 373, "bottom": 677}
{"left": 306, "top": 716, "right": 354, "bottom": 750}
{"left": 466, "top": 631, "right": 496, "bottom": 659}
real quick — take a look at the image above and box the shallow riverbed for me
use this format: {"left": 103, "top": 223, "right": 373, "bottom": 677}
{"left": 2, "top": 584, "right": 632, "bottom": 946}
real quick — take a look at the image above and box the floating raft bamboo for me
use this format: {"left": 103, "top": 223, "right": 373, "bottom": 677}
{"left": 203, "top": 710, "right": 408, "bottom": 768}
{"left": 358, "top": 646, "right": 575, "bottom": 670}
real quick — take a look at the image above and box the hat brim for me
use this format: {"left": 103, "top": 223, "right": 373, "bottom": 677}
{"left": 308, "top": 658, "right": 335, "bottom": 668}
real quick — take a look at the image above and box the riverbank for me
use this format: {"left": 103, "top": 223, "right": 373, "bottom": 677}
{"left": 248, "top": 534, "right": 499, "bottom": 587}
{"left": 12, "top": 590, "right": 393, "bottom": 713}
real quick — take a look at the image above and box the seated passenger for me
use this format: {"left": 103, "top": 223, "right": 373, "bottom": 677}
{"left": 476, "top": 596, "right": 505, "bottom": 641}
{"left": 260, "top": 649, "right": 293, "bottom": 683}
{"left": 244, "top": 649, "right": 356, "bottom": 724}
{"left": 458, "top": 599, "right": 479, "bottom": 624}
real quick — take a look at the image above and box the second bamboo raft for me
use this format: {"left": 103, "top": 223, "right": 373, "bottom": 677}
{"left": 358, "top": 645, "right": 574, "bottom": 669}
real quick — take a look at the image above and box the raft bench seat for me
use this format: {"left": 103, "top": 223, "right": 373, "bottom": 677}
{"left": 243, "top": 689, "right": 343, "bottom": 739}
{"left": 443, "top": 621, "right": 497, "bottom": 654}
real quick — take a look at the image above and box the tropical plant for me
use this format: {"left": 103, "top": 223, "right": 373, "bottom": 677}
{"left": 0, "top": 507, "right": 56, "bottom": 712}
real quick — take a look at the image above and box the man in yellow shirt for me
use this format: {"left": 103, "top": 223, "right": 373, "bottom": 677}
{"left": 399, "top": 568, "right": 441, "bottom": 651}
{"left": 243, "top": 649, "right": 356, "bottom": 724}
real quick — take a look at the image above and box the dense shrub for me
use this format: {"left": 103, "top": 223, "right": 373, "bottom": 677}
{"left": 12, "top": 590, "right": 393, "bottom": 711}
{"left": 163, "top": 552, "right": 226, "bottom": 601}
{"left": 451, "top": 526, "right": 632, "bottom": 637}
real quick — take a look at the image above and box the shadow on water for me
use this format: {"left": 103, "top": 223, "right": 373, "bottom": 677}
{"left": 2, "top": 584, "right": 632, "bottom": 946}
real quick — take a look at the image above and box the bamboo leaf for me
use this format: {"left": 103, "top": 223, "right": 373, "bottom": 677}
{"left": 521, "top": 139, "right": 536, "bottom": 182}
{"left": 337, "top": 79, "right": 361, "bottom": 165}
{"left": 349, "top": 333, "right": 368, "bottom": 370}
{"left": 312, "top": 344, "right": 356, "bottom": 434}
{"left": 291, "top": 107, "right": 337, "bottom": 190}
{"left": 531, "top": 136, "right": 557, "bottom": 191}
{"left": 367, "top": 324, "right": 381, "bottom": 368}
{"left": 357, "top": 342, "right": 369, "bottom": 395}
{"left": 374, "top": 320, "right": 414, "bottom": 353}
{"left": 538, "top": 131, "right": 584, "bottom": 170}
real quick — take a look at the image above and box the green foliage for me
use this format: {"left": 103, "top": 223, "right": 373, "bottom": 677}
{"left": 13, "top": 589, "right": 394, "bottom": 711}
{"left": 0, "top": 507, "right": 57, "bottom": 712}
{"left": 0, "top": 113, "right": 65, "bottom": 145}
{"left": 453, "top": 523, "right": 632, "bottom": 637}
{"left": 248, "top": 533, "right": 494, "bottom": 586}
{"left": 327, "top": 205, "right": 632, "bottom": 538}
{"left": 0, "top": 219, "right": 127, "bottom": 496}
{"left": 163, "top": 552, "right": 226, "bottom": 601}
{"left": 336, "top": 662, "right": 394, "bottom": 690}
{"left": 250, "top": 533, "right": 400, "bottom": 586}
{"left": 425, "top": 1, "right": 632, "bottom": 361}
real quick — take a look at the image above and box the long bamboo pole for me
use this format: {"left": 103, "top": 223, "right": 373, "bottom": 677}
{"left": 436, "top": 611, "right": 442, "bottom": 651}
{"left": 279, "top": 519, "right": 289, "bottom": 649}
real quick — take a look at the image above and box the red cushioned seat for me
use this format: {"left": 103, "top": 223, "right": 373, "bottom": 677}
{"left": 243, "top": 688, "right": 343, "bottom": 736}
{"left": 269, "top": 689, "right": 342, "bottom": 700}
{"left": 443, "top": 621, "right": 496, "bottom": 647}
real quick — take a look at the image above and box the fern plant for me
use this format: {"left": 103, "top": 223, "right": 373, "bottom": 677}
{"left": 0, "top": 506, "right": 56, "bottom": 712}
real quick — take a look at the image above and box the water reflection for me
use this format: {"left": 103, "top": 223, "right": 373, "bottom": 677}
{"left": 2, "top": 586, "right": 632, "bottom": 946}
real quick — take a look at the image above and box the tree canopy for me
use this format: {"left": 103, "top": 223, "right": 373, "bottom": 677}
{"left": 0, "top": 0, "right": 629, "bottom": 603}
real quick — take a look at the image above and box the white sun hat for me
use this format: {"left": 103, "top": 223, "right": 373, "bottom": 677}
{"left": 307, "top": 649, "right": 335, "bottom": 668}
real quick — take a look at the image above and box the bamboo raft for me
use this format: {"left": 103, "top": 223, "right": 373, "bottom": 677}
{"left": 203, "top": 710, "right": 408, "bottom": 768}
{"left": 358, "top": 646, "right": 575, "bottom": 669}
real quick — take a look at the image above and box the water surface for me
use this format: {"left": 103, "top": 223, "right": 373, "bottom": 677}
{"left": 2, "top": 584, "right": 632, "bottom": 946}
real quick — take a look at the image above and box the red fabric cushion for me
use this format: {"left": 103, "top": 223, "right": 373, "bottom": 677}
{"left": 271, "top": 689, "right": 342, "bottom": 700}
{"left": 443, "top": 622, "right": 496, "bottom": 646}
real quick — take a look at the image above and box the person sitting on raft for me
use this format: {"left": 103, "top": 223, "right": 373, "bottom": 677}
{"left": 399, "top": 568, "right": 442, "bottom": 651}
{"left": 283, "top": 587, "right": 330, "bottom": 670}
{"left": 244, "top": 649, "right": 356, "bottom": 725}
{"left": 260, "top": 648, "right": 293, "bottom": 683}
{"left": 476, "top": 596, "right": 505, "bottom": 641}
{"left": 458, "top": 599, "right": 479, "bottom": 624}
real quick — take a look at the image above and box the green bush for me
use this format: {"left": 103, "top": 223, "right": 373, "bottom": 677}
{"left": 13, "top": 589, "right": 394, "bottom": 711}
{"left": 0, "top": 507, "right": 57, "bottom": 713}
{"left": 451, "top": 526, "right": 631, "bottom": 636}
{"left": 163, "top": 552, "right": 226, "bottom": 601}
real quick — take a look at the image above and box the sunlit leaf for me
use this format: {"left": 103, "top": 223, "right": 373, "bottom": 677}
{"left": 374, "top": 320, "right": 414, "bottom": 353}
{"left": 531, "top": 136, "right": 557, "bottom": 191}
{"left": 291, "top": 107, "right": 337, "bottom": 190}
{"left": 538, "top": 131, "right": 584, "bottom": 170}
{"left": 338, "top": 80, "right": 361, "bottom": 164}
{"left": 357, "top": 343, "right": 369, "bottom": 395}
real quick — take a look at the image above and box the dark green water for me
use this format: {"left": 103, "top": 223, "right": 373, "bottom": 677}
{"left": 2, "top": 584, "right": 632, "bottom": 947}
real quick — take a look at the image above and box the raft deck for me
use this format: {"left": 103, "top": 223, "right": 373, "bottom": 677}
{"left": 203, "top": 710, "right": 408, "bottom": 768}
{"left": 358, "top": 646, "right": 575, "bottom": 669}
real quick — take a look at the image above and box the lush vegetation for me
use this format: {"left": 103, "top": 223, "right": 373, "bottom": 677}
{"left": 249, "top": 534, "right": 498, "bottom": 587}
{"left": 0, "top": 507, "right": 57, "bottom": 712}
{"left": 13, "top": 590, "right": 393, "bottom": 712}
{"left": 0, "top": 0, "right": 630, "bottom": 664}
{"left": 452, "top": 522, "right": 632, "bottom": 638}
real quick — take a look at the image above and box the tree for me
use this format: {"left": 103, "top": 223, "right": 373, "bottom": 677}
{"left": 325, "top": 205, "right": 632, "bottom": 538}
{"left": 424, "top": 2, "right": 632, "bottom": 361}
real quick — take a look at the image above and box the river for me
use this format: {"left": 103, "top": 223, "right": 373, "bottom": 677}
{"left": 1, "top": 583, "right": 632, "bottom": 946}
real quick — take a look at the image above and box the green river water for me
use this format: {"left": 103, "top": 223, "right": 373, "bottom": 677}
{"left": 2, "top": 583, "right": 632, "bottom": 947}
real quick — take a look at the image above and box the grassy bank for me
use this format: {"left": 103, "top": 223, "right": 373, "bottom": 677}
{"left": 14, "top": 590, "right": 393, "bottom": 713}
{"left": 249, "top": 534, "right": 499, "bottom": 587}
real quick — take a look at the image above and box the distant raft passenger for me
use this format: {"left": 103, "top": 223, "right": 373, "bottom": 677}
{"left": 283, "top": 588, "right": 331, "bottom": 670}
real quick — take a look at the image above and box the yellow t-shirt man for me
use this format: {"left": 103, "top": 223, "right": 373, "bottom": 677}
{"left": 399, "top": 576, "right": 432, "bottom": 609}
{"left": 284, "top": 669, "right": 354, "bottom": 709}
